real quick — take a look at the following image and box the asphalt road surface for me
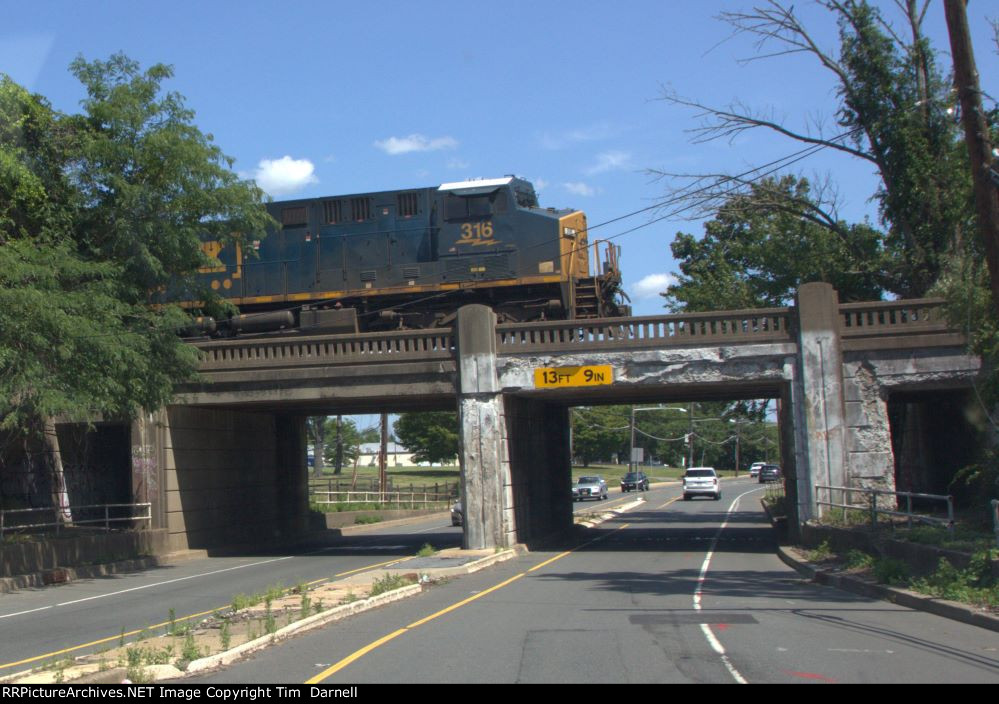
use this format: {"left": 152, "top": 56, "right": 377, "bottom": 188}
{"left": 188, "top": 478, "right": 999, "bottom": 684}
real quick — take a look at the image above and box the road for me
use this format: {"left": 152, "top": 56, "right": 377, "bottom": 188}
{"left": 0, "top": 483, "right": 634, "bottom": 676}
{"left": 188, "top": 477, "right": 999, "bottom": 684}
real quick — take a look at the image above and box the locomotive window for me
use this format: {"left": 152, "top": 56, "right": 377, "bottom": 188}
{"left": 282, "top": 206, "right": 307, "bottom": 227}
{"left": 398, "top": 192, "right": 420, "bottom": 218}
{"left": 351, "top": 197, "right": 372, "bottom": 222}
{"left": 323, "top": 200, "right": 343, "bottom": 224}
{"left": 444, "top": 193, "right": 495, "bottom": 221}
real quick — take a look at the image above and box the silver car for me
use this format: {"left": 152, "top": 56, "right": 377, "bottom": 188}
{"left": 572, "top": 476, "right": 608, "bottom": 501}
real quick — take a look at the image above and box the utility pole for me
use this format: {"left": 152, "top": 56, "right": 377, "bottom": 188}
{"left": 379, "top": 412, "right": 388, "bottom": 493}
{"left": 945, "top": 0, "right": 999, "bottom": 314}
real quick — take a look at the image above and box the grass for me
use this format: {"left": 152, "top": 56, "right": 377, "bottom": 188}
{"left": 416, "top": 543, "right": 437, "bottom": 557}
{"left": 910, "top": 551, "right": 999, "bottom": 610}
{"left": 369, "top": 573, "right": 417, "bottom": 597}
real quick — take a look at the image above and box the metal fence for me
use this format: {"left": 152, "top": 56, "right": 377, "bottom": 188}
{"left": 814, "top": 485, "right": 954, "bottom": 532}
{"left": 0, "top": 503, "right": 153, "bottom": 538}
{"left": 311, "top": 490, "right": 454, "bottom": 509}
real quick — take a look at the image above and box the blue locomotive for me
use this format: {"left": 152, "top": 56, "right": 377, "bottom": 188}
{"left": 184, "top": 176, "right": 624, "bottom": 334}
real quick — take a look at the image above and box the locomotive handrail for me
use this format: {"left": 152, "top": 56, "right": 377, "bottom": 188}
{"left": 194, "top": 328, "right": 455, "bottom": 370}
{"left": 496, "top": 307, "right": 794, "bottom": 353}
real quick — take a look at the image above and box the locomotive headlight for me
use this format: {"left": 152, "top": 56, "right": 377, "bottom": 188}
{"left": 564, "top": 227, "right": 577, "bottom": 238}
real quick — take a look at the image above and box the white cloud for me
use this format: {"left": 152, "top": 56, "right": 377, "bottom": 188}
{"left": 586, "top": 150, "right": 632, "bottom": 175}
{"left": 631, "top": 273, "right": 677, "bottom": 300}
{"left": 374, "top": 134, "right": 459, "bottom": 155}
{"left": 563, "top": 181, "right": 597, "bottom": 197}
{"left": 251, "top": 156, "right": 317, "bottom": 196}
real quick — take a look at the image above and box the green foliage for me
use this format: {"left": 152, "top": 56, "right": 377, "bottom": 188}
{"left": 394, "top": 412, "right": 458, "bottom": 464}
{"left": 0, "top": 54, "right": 272, "bottom": 446}
{"left": 665, "top": 176, "right": 884, "bottom": 311}
{"left": 845, "top": 550, "right": 875, "bottom": 571}
{"left": 910, "top": 553, "right": 999, "bottom": 610}
{"left": 416, "top": 543, "right": 436, "bottom": 557}
{"left": 872, "top": 557, "right": 910, "bottom": 586}
{"left": 807, "top": 540, "right": 834, "bottom": 562}
{"left": 369, "top": 573, "right": 417, "bottom": 597}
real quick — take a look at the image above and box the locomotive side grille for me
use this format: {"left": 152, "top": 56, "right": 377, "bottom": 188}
{"left": 402, "top": 266, "right": 420, "bottom": 279}
{"left": 351, "top": 197, "right": 371, "bottom": 222}
{"left": 282, "top": 206, "right": 307, "bottom": 227}
{"left": 360, "top": 270, "right": 377, "bottom": 282}
{"left": 398, "top": 192, "right": 420, "bottom": 218}
{"left": 323, "top": 199, "right": 343, "bottom": 224}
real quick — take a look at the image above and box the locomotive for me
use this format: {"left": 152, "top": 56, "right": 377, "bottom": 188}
{"left": 180, "top": 176, "right": 625, "bottom": 335}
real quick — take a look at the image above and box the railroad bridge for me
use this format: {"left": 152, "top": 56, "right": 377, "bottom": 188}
{"left": 130, "top": 283, "right": 980, "bottom": 551}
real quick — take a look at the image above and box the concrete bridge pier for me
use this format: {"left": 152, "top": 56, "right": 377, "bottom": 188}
{"left": 456, "top": 305, "right": 515, "bottom": 548}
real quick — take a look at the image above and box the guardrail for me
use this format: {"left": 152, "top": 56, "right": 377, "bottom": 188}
{"left": 815, "top": 485, "right": 954, "bottom": 532}
{"left": 195, "top": 328, "right": 454, "bottom": 371}
{"left": 311, "top": 490, "right": 454, "bottom": 508}
{"left": 0, "top": 503, "right": 153, "bottom": 538}
{"left": 497, "top": 308, "right": 795, "bottom": 353}
{"left": 838, "top": 298, "right": 960, "bottom": 350}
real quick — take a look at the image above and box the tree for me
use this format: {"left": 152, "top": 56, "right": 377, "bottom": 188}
{"left": 664, "top": 175, "right": 884, "bottom": 311}
{"left": 394, "top": 412, "right": 459, "bottom": 465}
{"left": 0, "top": 56, "right": 271, "bottom": 514}
{"left": 572, "top": 407, "right": 629, "bottom": 466}
{"left": 657, "top": 0, "right": 972, "bottom": 302}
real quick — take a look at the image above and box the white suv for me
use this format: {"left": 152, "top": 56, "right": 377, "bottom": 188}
{"left": 683, "top": 467, "right": 721, "bottom": 501}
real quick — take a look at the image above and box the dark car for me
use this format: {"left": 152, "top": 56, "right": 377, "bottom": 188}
{"left": 620, "top": 471, "right": 650, "bottom": 492}
{"left": 758, "top": 464, "right": 782, "bottom": 483}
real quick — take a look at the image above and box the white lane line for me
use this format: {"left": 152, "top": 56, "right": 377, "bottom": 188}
{"left": 0, "top": 606, "right": 54, "bottom": 620}
{"left": 692, "top": 486, "right": 765, "bottom": 685}
{"left": 44, "top": 556, "right": 295, "bottom": 609}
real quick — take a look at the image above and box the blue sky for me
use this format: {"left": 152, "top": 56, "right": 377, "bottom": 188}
{"left": 3, "top": 1, "right": 999, "bottom": 317}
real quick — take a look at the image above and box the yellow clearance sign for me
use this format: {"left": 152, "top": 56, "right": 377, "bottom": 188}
{"left": 534, "top": 365, "right": 614, "bottom": 388}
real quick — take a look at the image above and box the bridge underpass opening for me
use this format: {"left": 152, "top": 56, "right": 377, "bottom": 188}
{"left": 501, "top": 389, "right": 788, "bottom": 549}
{"left": 887, "top": 388, "right": 986, "bottom": 507}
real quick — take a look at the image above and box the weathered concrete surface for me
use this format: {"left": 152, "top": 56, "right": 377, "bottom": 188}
{"left": 160, "top": 406, "right": 308, "bottom": 552}
{"left": 457, "top": 305, "right": 515, "bottom": 549}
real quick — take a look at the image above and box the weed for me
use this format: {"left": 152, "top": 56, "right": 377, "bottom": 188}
{"left": 341, "top": 591, "right": 359, "bottom": 604}
{"left": 369, "top": 573, "right": 416, "bottom": 597}
{"left": 231, "top": 593, "right": 250, "bottom": 612}
{"left": 845, "top": 550, "right": 875, "bottom": 570}
{"left": 873, "top": 557, "right": 910, "bottom": 586}
{"left": 126, "top": 647, "right": 143, "bottom": 668}
{"left": 911, "top": 552, "right": 999, "bottom": 610}
{"left": 167, "top": 608, "right": 176, "bottom": 636}
{"left": 807, "top": 540, "right": 834, "bottom": 562}
{"left": 313, "top": 599, "right": 324, "bottom": 614}
{"left": 300, "top": 588, "right": 312, "bottom": 619}
{"left": 181, "top": 631, "right": 201, "bottom": 662}
{"left": 417, "top": 543, "right": 436, "bottom": 558}
{"left": 264, "top": 602, "right": 276, "bottom": 635}
{"left": 220, "top": 619, "right": 231, "bottom": 651}
{"left": 126, "top": 665, "right": 151, "bottom": 684}
{"left": 354, "top": 515, "right": 382, "bottom": 525}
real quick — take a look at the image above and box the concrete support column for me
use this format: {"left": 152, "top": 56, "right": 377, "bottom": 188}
{"left": 793, "top": 282, "right": 848, "bottom": 521}
{"left": 456, "top": 305, "right": 515, "bottom": 549}
{"left": 130, "top": 410, "right": 166, "bottom": 530}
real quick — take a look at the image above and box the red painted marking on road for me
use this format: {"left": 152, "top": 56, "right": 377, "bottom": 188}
{"left": 714, "top": 623, "right": 730, "bottom": 632}
{"left": 783, "top": 670, "right": 837, "bottom": 683}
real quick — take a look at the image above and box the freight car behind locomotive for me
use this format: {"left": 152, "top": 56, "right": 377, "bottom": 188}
{"left": 182, "top": 176, "right": 624, "bottom": 335}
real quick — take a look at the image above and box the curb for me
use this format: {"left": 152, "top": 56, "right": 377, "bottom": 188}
{"left": 186, "top": 583, "right": 424, "bottom": 674}
{"left": 770, "top": 529, "right": 999, "bottom": 635}
{"left": 575, "top": 497, "right": 646, "bottom": 527}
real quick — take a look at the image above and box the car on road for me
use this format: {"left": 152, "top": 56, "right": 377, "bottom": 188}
{"left": 620, "top": 471, "right": 650, "bottom": 492}
{"left": 451, "top": 500, "right": 463, "bottom": 526}
{"left": 748, "top": 462, "right": 765, "bottom": 478}
{"left": 683, "top": 467, "right": 721, "bottom": 501}
{"left": 573, "top": 476, "right": 608, "bottom": 501}
{"left": 758, "top": 464, "right": 782, "bottom": 483}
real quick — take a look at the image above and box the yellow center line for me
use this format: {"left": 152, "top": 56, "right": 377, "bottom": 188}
{"left": 657, "top": 496, "right": 682, "bottom": 510}
{"left": 0, "top": 555, "right": 411, "bottom": 673}
{"left": 307, "top": 520, "right": 632, "bottom": 684}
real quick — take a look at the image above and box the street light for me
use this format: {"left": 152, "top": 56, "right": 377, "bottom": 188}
{"left": 629, "top": 405, "right": 688, "bottom": 472}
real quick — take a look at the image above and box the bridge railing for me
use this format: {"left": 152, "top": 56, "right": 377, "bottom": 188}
{"left": 195, "top": 328, "right": 454, "bottom": 370}
{"left": 496, "top": 308, "right": 794, "bottom": 353}
{"left": 838, "top": 298, "right": 958, "bottom": 349}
